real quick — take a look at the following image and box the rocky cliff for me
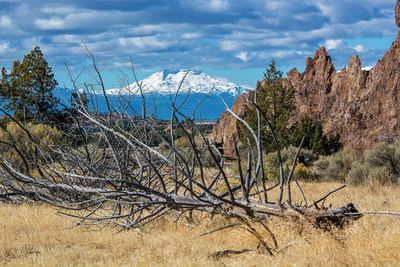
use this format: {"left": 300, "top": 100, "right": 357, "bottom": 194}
{"left": 210, "top": 0, "right": 400, "bottom": 154}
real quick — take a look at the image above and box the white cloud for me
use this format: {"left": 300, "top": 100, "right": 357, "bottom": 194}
{"left": 52, "top": 34, "right": 81, "bottom": 44}
{"left": 35, "top": 18, "right": 65, "bottom": 30}
{"left": 113, "top": 62, "right": 131, "bottom": 68}
{"left": 324, "top": 39, "right": 346, "bottom": 50}
{"left": 22, "top": 37, "right": 42, "bottom": 50}
{"left": 353, "top": 44, "right": 367, "bottom": 53}
{"left": 208, "top": 0, "right": 230, "bottom": 12}
{"left": 34, "top": 10, "right": 136, "bottom": 31}
{"left": 271, "top": 50, "right": 305, "bottom": 59}
{"left": 183, "top": 0, "right": 230, "bottom": 12}
{"left": 323, "top": 39, "right": 370, "bottom": 55}
{"left": 0, "top": 41, "right": 9, "bottom": 54}
{"left": 41, "top": 6, "right": 76, "bottom": 15}
{"left": 220, "top": 40, "right": 240, "bottom": 51}
{"left": 129, "top": 24, "right": 163, "bottom": 35}
{"left": 117, "top": 36, "right": 173, "bottom": 51}
{"left": 0, "top": 16, "right": 12, "bottom": 27}
{"left": 181, "top": 32, "right": 201, "bottom": 39}
{"left": 263, "top": 1, "right": 293, "bottom": 11}
{"left": 235, "top": 52, "right": 249, "bottom": 62}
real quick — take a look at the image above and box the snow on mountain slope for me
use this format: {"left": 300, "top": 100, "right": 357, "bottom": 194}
{"left": 105, "top": 69, "right": 251, "bottom": 96}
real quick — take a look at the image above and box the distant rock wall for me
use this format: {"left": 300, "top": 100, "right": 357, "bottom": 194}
{"left": 209, "top": 93, "right": 248, "bottom": 151}
{"left": 210, "top": 0, "right": 400, "bottom": 154}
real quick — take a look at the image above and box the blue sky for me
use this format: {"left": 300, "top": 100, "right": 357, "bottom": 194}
{"left": 0, "top": 0, "right": 398, "bottom": 88}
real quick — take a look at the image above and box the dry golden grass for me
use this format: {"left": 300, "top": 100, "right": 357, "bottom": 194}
{"left": 0, "top": 182, "right": 399, "bottom": 266}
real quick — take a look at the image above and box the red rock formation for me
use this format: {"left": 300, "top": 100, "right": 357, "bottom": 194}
{"left": 209, "top": 93, "right": 248, "bottom": 151}
{"left": 210, "top": 0, "right": 400, "bottom": 154}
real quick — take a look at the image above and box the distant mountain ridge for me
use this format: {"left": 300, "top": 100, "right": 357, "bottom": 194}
{"left": 105, "top": 69, "right": 251, "bottom": 96}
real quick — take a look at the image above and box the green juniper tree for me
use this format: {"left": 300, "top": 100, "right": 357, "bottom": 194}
{"left": 290, "top": 115, "right": 341, "bottom": 155}
{"left": 240, "top": 60, "right": 295, "bottom": 152}
{"left": 0, "top": 66, "right": 10, "bottom": 108}
{"left": 0, "top": 46, "right": 59, "bottom": 123}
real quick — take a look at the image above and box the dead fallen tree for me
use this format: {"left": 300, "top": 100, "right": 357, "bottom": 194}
{"left": 0, "top": 54, "right": 399, "bottom": 256}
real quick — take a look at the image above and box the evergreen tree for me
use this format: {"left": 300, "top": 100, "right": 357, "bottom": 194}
{"left": 240, "top": 60, "right": 295, "bottom": 152}
{"left": 289, "top": 115, "right": 341, "bottom": 155}
{"left": 0, "top": 46, "right": 59, "bottom": 122}
{"left": 0, "top": 67, "right": 9, "bottom": 106}
{"left": 1, "top": 65, "right": 20, "bottom": 116}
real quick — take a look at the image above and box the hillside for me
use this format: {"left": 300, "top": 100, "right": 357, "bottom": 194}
{"left": 210, "top": 1, "right": 400, "bottom": 154}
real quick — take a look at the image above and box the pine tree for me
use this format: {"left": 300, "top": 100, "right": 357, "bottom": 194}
{"left": 0, "top": 67, "right": 9, "bottom": 103}
{"left": 1, "top": 47, "right": 59, "bottom": 122}
{"left": 240, "top": 60, "right": 295, "bottom": 152}
{"left": 1, "top": 64, "right": 22, "bottom": 117}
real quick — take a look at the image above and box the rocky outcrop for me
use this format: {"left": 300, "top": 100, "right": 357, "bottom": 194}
{"left": 210, "top": 0, "right": 400, "bottom": 154}
{"left": 209, "top": 93, "right": 248, "bottom": 151}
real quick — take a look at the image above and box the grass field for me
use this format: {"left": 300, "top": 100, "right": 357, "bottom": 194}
{"left": 0, "top": 182, "right": 399, "bottom": 266}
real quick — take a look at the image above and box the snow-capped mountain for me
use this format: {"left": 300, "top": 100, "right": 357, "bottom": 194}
{"left": 106, "top": 69, "right": 251, "bottom": 96}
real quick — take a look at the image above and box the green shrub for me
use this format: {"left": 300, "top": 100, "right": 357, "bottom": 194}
{"left": 344, "top": 142, "right": 400, "bottom": 186}
{"left": 313, "top": 147, "right": 359, "bottom": 182}
{"left": 293, "top": 163, "right": 318, "bottom": 181}
{"left": 346, "top": 160, "right": 369, "bottom": 185}
{"left": 365, "top": 141, "right": 400, "bottom": 175}
{"left": 367, "top": 166, "right": 398, "bottom": 185}
{"left": 281, "top": 145, "right": 318, "bottom": 166}
{"left": 264, "top": 146, "right": 317, "bottom": 181}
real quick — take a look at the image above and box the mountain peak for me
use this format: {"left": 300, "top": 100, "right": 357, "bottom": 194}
{"left": 160, "top": 68, "right": 201, "bottom": 74}
{"left": 106, "top": 69, "right": 250, "bottom": 96}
